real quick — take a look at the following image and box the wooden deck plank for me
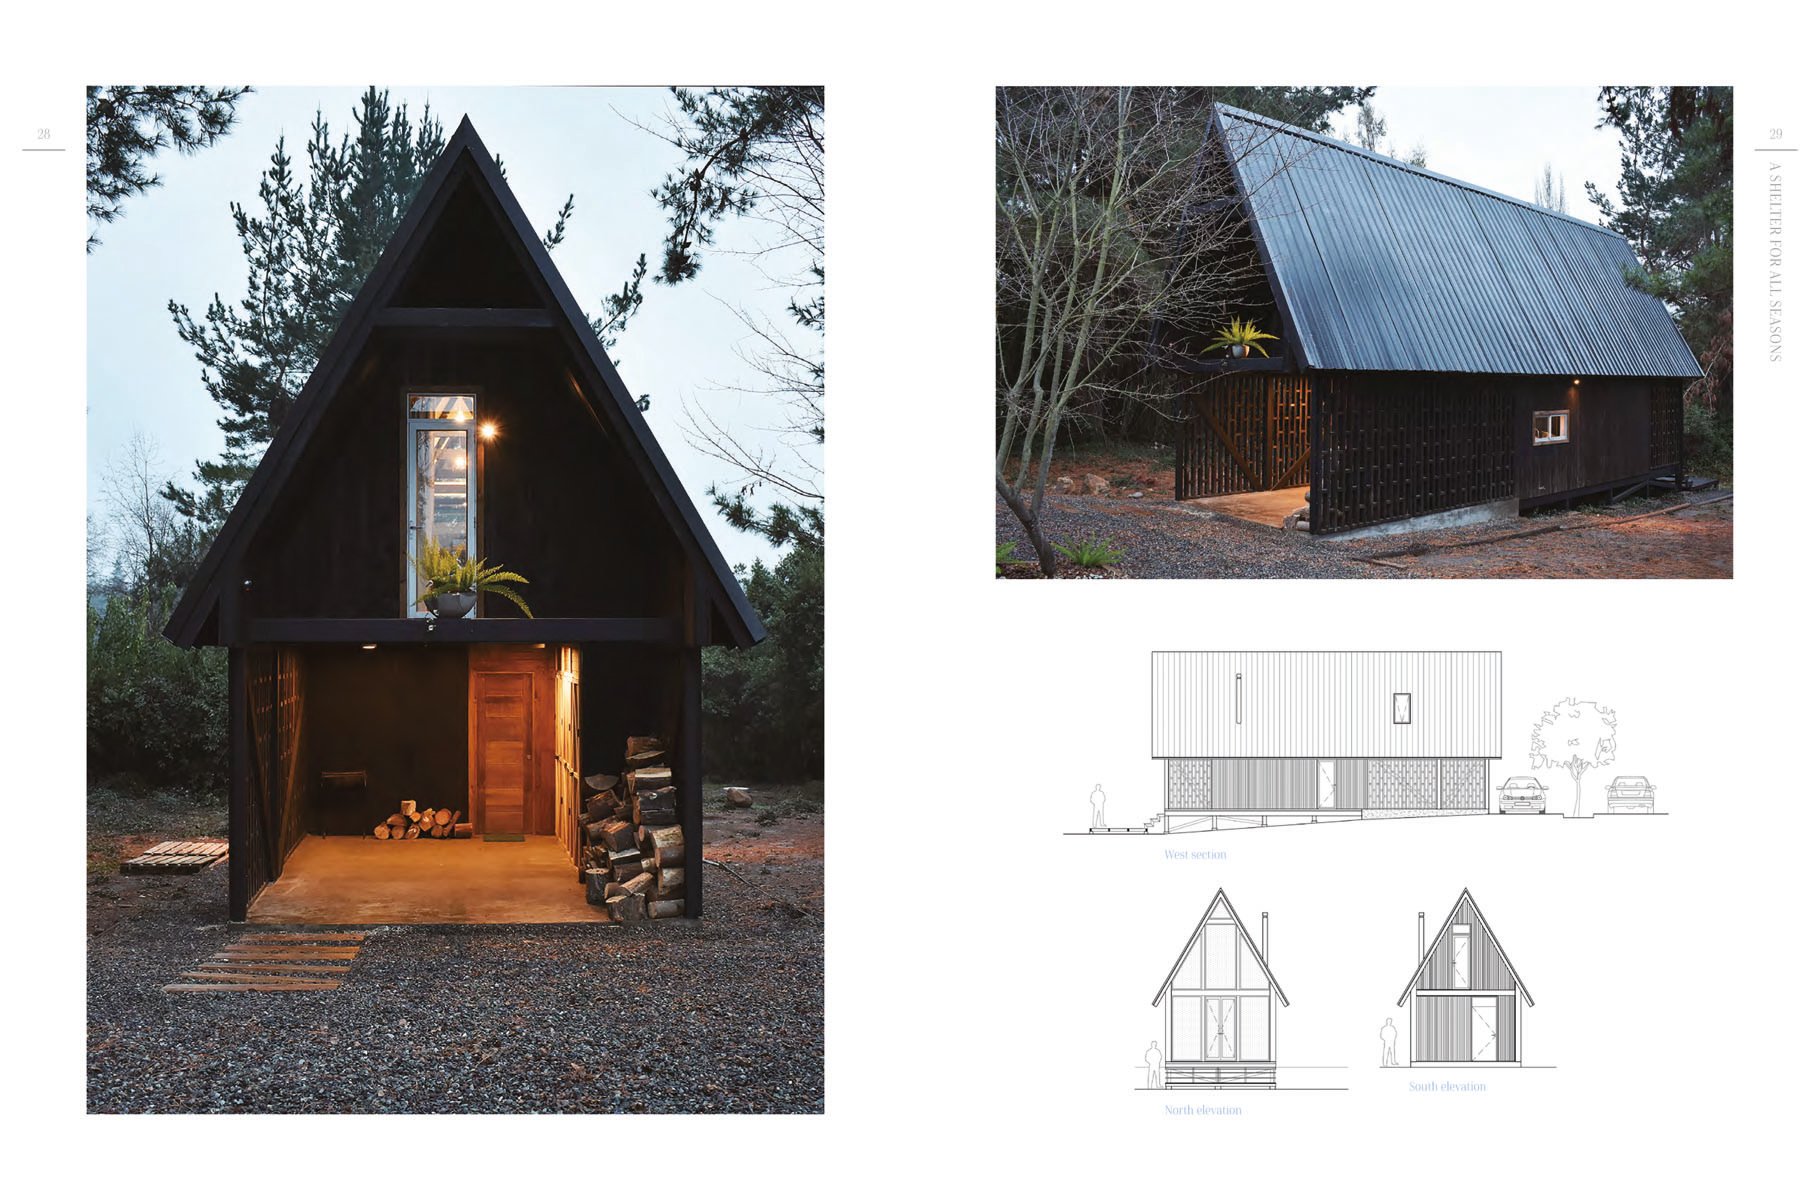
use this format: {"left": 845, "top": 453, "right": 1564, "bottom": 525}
{"left": 189, "top": 962, "right": 352, "bottom": 975}
{"left": 181, "top": 971, "right": 345, "bottom": 985}
{"left": 162, "top": 981, "right": 341, "bottom": 993}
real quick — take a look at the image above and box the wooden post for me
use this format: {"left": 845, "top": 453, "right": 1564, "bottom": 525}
{"left": 680, "top": 650, "right": 704, "bottom": 918}
{"left": 227, "top": 645, "right": 249, "bottom": 923}
{"left": 680, "top": 570, "right": 707, "bottom": 919}
{"left": 1308, "top": 376, "right": 1324, "bottom": 533}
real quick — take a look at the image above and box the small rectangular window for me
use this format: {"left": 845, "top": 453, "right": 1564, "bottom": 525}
{"left": 1532, "top": 410, "right": 1569, "bottom": 445}
{"left": 1393, "top": 692, "right": 1412, "bottom": 724}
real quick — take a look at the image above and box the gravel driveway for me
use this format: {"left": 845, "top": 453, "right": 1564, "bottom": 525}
{"left": 88, "top": 823, "right": 823, "bottom": 1113}
{"left": 996, "top": 492, "right": 1731, "bottom": 579}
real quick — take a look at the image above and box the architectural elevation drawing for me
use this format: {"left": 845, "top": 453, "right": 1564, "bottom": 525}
{"left": 1127, "top": 651, "right": 1502, "bottom": 833}
{"left": 1395, "top": 889, "right": 1535, "bottom": 1067}
{"left": 1149, "top": 889, "right": 1289, "bottom": 1088}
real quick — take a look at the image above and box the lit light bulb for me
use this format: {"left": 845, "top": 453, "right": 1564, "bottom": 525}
{"left": 480, "top": 421, "right": 499, "bottom": 441}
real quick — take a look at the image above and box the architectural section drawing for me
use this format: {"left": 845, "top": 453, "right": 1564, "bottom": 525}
{"left": 1150, "top": 889, "right": 1288, "bottom": 1088}
{"left": 1395, "top": 889, "right": 1534, "bottom": 1066}
{"left": 1142, "top": 651, "right": 1501, "bottom": 833}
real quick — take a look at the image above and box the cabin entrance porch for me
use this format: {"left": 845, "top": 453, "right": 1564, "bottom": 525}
{"left": 1184, "top": 485, "right": 1308, "bottom": 529}
{"left": 247, "top": 835, "right": 607, "bottom": 923}
{"left": 231, "top": 632, "right": 698, "bottom": 922}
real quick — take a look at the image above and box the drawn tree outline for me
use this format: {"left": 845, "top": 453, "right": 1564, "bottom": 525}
{"left": 1529, "top": 698, "right": 1618, "bottom": 818}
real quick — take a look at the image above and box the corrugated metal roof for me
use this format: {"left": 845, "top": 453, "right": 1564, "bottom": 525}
{"left": 1219, "top": 105, "right": 1704, "bottom": 378}
{"left": 1151, "top": 651, "right": 1502, "bottom": 759}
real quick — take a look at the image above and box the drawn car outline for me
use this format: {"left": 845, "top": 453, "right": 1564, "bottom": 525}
{"left": 1497, "top": 776, "right": 1548, "bottom": 814}
{"left": 1605, "top": 775, "right": 1656, "bottom": 813}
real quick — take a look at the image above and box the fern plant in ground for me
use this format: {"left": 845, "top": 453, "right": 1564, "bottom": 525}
{"left": 413, "top": 541, "right": 534, "bottom": 617}
{"left": 996, "top": 540, "right": 1017, "bottom": 576}
{"left": 1052, "top": 535, "right": 1126, "bottom": 569}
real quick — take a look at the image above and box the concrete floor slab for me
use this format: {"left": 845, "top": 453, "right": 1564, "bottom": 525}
{"left": 248, "top": 836, "right": 609, "bottom": 925}
{"left": 1185, "top": 486, "right": 1308, "bottom": 527}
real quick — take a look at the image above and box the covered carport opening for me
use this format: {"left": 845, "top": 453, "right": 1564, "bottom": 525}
{"left": 235, "top": 639, "right": 686, "bottom": 924}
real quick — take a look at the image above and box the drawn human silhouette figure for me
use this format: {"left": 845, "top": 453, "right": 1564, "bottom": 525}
{"left": 1090, "top": 784, "right": 1107, "bottom": 828}
{"left": 1380, "top": 1017, "right": 1399, "bottom": 1067}
{"left": 1144, "top": 1039, "right": 1164, "bottom": 1088}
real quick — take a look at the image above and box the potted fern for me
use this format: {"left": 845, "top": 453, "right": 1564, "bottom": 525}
{"left": 414, "top": 541, "right": 534, "bottom": 618}
{"left": 1204, "top": 317, "right": 1280, "bottom": 359}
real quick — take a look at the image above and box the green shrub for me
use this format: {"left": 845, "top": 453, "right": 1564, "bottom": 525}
{"left": 88, "top": 591, "right": 228, "bottom": 788}
{"left": 995, "top": 540, "right": 1017, "bottom": 576}
{"left": 702, "top": 540, "right": 823, "bottom": 782}
{"left": 1053, "top": 535, "right": 1126, "bottom": 568}
{"left": 1682, "top": 399, "right": 1732, "bottom": 481}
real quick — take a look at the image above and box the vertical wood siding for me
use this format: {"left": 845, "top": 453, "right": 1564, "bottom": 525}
{"left": 1415, "top": 895, "right": 1517, "bottom": 992}
{"left": 1152, "top": 652, "right": 1502, "bottom": 759}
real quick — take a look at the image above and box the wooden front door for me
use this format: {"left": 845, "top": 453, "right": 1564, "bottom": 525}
{"left": 473, "top": 671, "right": 534, "bottom": 833}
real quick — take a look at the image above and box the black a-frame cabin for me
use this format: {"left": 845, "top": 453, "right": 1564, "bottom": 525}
{"left": 1164, "top": 104, "right": 1704, "bottom": 535}
{"left": 164, "top": 118, "right": 764, "bottom": 921}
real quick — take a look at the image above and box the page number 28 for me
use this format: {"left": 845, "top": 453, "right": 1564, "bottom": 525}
{"left": 35, "top": 127, "right": 51, "bottom": 140}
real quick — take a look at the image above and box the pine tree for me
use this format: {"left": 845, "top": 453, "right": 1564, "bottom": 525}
{"left": 607, "top": 87, "right": 825, "bottom": 549}
{"left": 1586, "top": 87, "right": 1732, "bottom": 465}
{"left": 164, "top": 88, "right": 578, "bottom": 533}
{"left": 87, "top": 86, "right": 252, "bottom": 251}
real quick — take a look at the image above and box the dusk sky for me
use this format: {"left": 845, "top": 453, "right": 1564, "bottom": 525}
{"left": 1338, "top": 86, "right": 1623, "bottom": 223}
{"left": 86, "top": 85, "right": 819, "bottom": 571}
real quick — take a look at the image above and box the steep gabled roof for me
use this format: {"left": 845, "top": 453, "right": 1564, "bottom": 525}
{"left": 164, "top": 116, "right": 764, "bottom": 649}
{"left": 1215, "top": 104, "right": 1703, "bottom": 378}
{"left": 1151, "top": 888, "right": 1289, "bottom": 1007}
{"left": 1396, "top": 888, "right": 1535, "bottom": 1007}
{"left": 1151, "top": 651, "right": 1502, "bottom": 759}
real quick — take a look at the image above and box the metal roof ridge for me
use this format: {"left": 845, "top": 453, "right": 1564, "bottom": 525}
{"left": 1213, "top": 102, "right": 1624, "bottom": 240}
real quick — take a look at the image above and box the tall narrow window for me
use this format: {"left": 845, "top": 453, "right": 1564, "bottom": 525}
{"left": 406, "top": 392, "right": 477, "bottom": 617}
{"left": 1393, "top": 692, "right": 1413, "bottom": 724}
{"left": 1450, "top": 924, "right": 1472, "bottom": 988}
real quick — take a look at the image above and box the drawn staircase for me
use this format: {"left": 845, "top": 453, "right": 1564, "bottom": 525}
{"left": 1165, "top": 1061, "right": 1277, "bottom": 1089}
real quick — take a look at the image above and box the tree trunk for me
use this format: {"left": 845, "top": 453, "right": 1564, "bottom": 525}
{"left": 996, "top": 475, "right": 1056, "bottom": 576}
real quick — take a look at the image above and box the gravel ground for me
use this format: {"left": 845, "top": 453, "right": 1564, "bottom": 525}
{"left": 996, "top": 492, "right": 1731, "bottom": 579}
{"left": 88, "top": 810, "right": 824, "bottom": 1113}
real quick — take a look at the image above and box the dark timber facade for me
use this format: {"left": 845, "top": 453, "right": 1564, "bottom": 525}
{"left": 1167, "top": 106, "right": 1703, "bottom": 534}
{"left": 164, "top": 118, "right": 764, "bottom": 921}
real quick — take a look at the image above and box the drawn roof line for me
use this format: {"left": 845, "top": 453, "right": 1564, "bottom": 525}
{"left": 1395, "top": 887, "right": 1535, "bottom": 1007}
{"left": 1150, "top": 888, "right": 1290, "bottom": 1008}
{"left": 165, "top": 115, "right": 765, "bottom": 649}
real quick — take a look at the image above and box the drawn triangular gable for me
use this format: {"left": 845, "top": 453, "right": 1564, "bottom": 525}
{"left": 164, "top": 115, "right": 764, "bottom": 650}
{"left": 1396, "top": 888, "right": 1534, "bottom": 1007}
{"left": 1151, "top": 888, "right": 1289, "bottom": 1007}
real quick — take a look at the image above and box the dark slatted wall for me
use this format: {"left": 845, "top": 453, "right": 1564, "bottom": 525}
{"left": 244, "top": 647, "right": 309, "bottom": 899}
{"left": 1649, "top": 379, "right": 1684, "bottom": 471}
{"left": 1311, "top": 374, "right": 1515, "bottom": 533}
{"left": 1176, "top": 375, "right": 1312, "bottom": 500}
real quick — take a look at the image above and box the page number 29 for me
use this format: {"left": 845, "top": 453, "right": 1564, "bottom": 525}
{"left": 1768, "top": 128, "right": 1784, "bottom": 140}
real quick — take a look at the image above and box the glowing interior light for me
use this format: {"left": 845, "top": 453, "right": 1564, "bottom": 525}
{"left": 361, "top": 643, "right": 377, "bottom": 650}
{"left": 480, "top": 421, "right": 499, "bottom": 441}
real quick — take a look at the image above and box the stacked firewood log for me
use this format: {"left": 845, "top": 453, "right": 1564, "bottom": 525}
{"left": 580, "top": 736, "right": 687, "bottom": 921}
{"left": 372, "top": 799, "right": 472, "bottom": 840}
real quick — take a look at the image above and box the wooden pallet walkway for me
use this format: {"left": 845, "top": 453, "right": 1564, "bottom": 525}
{"left": 122, "top": 839, "right": 229, "bottom": 875}
{"left": 161, "top": 930, "right": 369, "bottom": 993}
